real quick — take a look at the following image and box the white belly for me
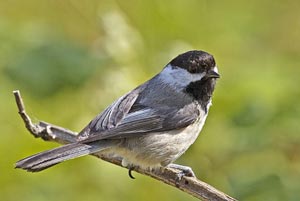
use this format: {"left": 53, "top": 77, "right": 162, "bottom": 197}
{"left": 110, "top": 110, "right": 208, "bottom": 169}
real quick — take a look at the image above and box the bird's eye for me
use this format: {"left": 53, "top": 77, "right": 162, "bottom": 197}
{"left": 189, "top": 61, "right": 199, "bottom": 73}
{"left": 189, "top": 66, "right": 197, "bottom": 73}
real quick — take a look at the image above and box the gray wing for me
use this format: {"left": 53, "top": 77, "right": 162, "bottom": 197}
{"left": 78, "top": 87, "right": 199, "bottom": 143}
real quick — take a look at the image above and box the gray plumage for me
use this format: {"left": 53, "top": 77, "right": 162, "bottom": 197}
{"left": 16, "top": 50, "right": 219, "bottom": 172}
{"left": 15, "top": 140, "right": 120, "bottom": 172}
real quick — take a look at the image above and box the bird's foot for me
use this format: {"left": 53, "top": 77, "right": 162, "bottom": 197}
{"left": 167, "top": 164, "right": 196, "bottom": 181}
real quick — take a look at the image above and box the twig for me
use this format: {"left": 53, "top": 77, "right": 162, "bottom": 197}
{"left": 13, "top": 90, "right": 237, "bottom": 201}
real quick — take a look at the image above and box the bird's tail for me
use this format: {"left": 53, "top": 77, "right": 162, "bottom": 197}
{"left": 15, "top": 140, "right": 118, "bottom": 172}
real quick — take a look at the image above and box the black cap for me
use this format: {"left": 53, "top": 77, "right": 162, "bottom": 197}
{"left": 169, "top": 50, "right": 216, "bottom": 74}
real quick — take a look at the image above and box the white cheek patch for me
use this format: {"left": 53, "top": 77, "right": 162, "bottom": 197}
{"left": 159, "top": 64, "right": 206, "bottom": 88}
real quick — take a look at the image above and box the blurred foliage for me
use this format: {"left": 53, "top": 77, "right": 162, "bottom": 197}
{"left": 4, "top": 37, "right": 101, "bottom": 97}
{"left": 0, "top": 0, "right": 300, "bottom": 201}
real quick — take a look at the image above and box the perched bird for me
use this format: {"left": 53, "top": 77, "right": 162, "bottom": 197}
{"left": 16, "top": 50, "right": 220, "bottom": 178}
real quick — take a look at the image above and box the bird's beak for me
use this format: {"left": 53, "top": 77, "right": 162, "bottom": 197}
{"left": 206, "top": 69, "right": 220, "bottom": 78}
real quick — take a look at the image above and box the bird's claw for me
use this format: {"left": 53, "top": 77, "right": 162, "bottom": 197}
{"left": 128, "top": 167, "right": 135, "bottom": 179}
{"left": 167, "top": 164, "right": 196, "bottom": 182}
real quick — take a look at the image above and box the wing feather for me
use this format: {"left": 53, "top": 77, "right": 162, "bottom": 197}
{"left": 78, "top": 85, "right": 199, "bottom": 143}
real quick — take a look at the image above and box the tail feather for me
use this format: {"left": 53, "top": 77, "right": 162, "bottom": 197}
{"left": 16, "top": 140, "right": 117, "bottom": 172}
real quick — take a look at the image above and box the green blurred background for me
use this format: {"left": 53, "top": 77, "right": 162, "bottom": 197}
{"left": 1, "top": 0, "right": 300, "bottom": 200}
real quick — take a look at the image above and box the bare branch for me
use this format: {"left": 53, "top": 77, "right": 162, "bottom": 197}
{"left": 13, "top": 90, "right": 237, "bottom": 201}
{"left": 13, "top": 90, "right": 41, "bottom": 137}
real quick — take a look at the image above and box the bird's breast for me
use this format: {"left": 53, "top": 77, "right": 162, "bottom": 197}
{"left": 110, "top": 108, "right": 209, "bottom": 169}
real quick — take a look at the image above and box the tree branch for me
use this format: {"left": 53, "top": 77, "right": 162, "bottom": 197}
{"left": 13, "top": 90, "right": 237, "bottom": 201}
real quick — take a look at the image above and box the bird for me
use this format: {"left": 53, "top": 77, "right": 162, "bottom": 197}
{"left": 16, "top": 50, "right": 220, "bottom": 179}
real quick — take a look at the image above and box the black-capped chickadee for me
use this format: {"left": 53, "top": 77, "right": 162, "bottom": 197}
{"left": 16, "top": 50, "right": 220, "bottom": 178}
